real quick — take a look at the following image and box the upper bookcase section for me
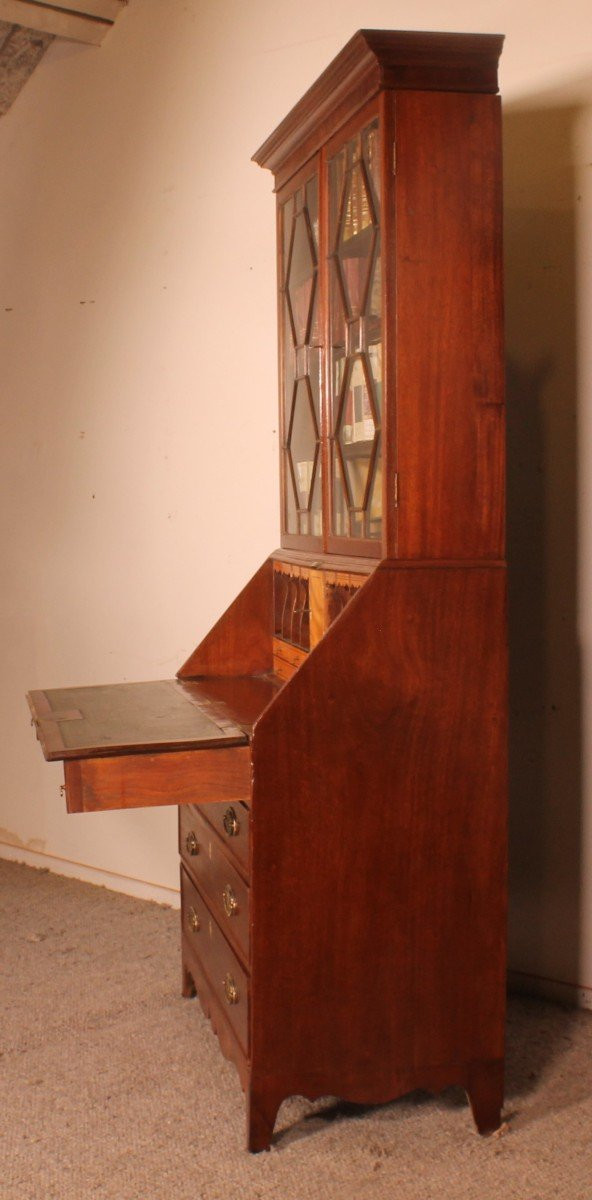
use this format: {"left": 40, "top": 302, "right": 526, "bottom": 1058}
{"left": 252, "top": 29, "right": 504, "bottom": 185}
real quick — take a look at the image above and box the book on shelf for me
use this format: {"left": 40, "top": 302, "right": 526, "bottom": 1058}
{"left": 353, "top": 383, "right": 374, "bottom": 442}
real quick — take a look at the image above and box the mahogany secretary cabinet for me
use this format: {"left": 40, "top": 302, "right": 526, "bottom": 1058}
{"left": 27, "top": 30, "right": 507, "bottom": 1152}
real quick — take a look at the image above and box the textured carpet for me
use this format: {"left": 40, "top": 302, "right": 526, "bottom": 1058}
{"left": 1, "top": 859, "right": 591, "bottom": 1200}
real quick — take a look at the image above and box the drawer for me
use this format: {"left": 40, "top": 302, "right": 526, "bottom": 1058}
{"left": 181, "top": 866, "right": 249, "bottom": 1055}
{"left": 179, "top": 805, "right": 249, "bottom": 963}
{"left": 198, "top": 799, "right": 250, "bottom": 875}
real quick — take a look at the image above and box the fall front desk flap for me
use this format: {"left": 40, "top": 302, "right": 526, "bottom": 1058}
{"left": 27, "top": 679, "right": 250, "bottom": 762}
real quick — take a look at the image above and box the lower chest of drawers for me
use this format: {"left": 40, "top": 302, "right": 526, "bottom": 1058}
{"left": 179, "top": 802, "right": 250, "bottom": 1063}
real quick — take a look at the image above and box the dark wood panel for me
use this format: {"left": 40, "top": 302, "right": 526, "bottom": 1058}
{"left": 394, "top": 90, "right": 505, "bottom": 560}
{"left": 272, "top": 548, "right": 376, "bottom": 574}
{"left": 177, "top": 559, "right": 273, "bottom": 679}
{"left": 27, "top": 679, "right": 247, "bottom": 762}
{"left": 245, "top": 1057, "right": 504, "bottom": 1152}
{"left": 181, "top": 880, "right": 249, "bottom": 1092}
{"left": 179, "top": 805, "right": 250, "bottom": 964}
{"left": 249, "top": 562, "right": 507, "bottom": 1125}
{"left": 63, "top": 745, "right": 252, "bottom": 813}
{"left": 193, "top": 799, "right": 250, "bottom": 877}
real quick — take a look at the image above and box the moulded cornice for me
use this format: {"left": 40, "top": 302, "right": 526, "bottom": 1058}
{"left": 253, "top": 29, "right": 504, "bottom": 180}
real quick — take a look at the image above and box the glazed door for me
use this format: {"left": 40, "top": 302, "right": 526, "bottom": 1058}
{"left": 277, "top": 158, "right": 324, "bottom": 550}
{"left": 326, "top": 110, "right": 384, "bottom": 557}
{"left": 277, "top": 104, "right": 387, "bottom": 559}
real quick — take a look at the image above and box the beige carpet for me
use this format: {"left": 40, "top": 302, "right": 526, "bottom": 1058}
{"left": 1, "top": 858, "right": 591, "bottom": 1200}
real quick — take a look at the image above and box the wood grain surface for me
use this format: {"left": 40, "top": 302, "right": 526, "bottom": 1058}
{"left": 178, "top": 676, "right": 281, "bottom": 737}
{"left": 394, "top": 90, "right": 504, "bottom": 560}
{"left": 64, "top": 745, "right": 251, "bottom": 812}
{"left": 187, "top": 799, "right": 250, "bottom": 877}
{"left": 253, "top": 30, "right": 503, "bottom": 188}
{"left": 181, "top": 866, "right": 250, "bottom": 1055}
{"left": 179, "top": 804, "right": 250, "bottom": 965}
{"left": 249, "top": 561, "right": 507, "bottom": 1143}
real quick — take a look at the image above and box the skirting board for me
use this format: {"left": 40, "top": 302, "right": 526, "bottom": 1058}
{"left": 509, "top": 969, "right": 592, "bottom": 1012}
{"left": 2, "top": 840, "right": 591, "bottom": 1011}
{"left": 0, "top": 840, "right": 181, "bottom": 908}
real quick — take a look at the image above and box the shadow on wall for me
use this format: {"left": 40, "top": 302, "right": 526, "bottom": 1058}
{"left": 504, "top": 95, "right": 588, "bottom": 995}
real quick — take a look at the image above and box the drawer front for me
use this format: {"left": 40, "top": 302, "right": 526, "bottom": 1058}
{"left": 179, "top": 805, "right": 249, "bottom": 962}
{"left": 196, "top": 799, "right": 250, "bottom": 875}
{"left": 181, "top": 867, "right": 249, "bottom": 1054}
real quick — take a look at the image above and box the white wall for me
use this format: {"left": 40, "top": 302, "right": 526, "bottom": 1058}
{"left": 1, "top": 0, "right": 591, "bottom": 998}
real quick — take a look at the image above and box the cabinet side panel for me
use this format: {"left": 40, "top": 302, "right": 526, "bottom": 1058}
{"left": 177, "top": 558, "right": 273, "bottom": 678}
{"left": 395, "top": 92, "right": 504, "bottom": 560}
{"left": 250, "top": 563, "right": 507, "bottom": 1101}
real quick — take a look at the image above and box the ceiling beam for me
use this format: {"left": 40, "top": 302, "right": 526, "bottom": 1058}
{"left": 39, "top": 1, "right": 126, "bottom": 16}
{"left": 0, "top": 1, "right": 127, "bottom": 45}
{"left": 0, "top": 19, "right": 52, "bottom": 114}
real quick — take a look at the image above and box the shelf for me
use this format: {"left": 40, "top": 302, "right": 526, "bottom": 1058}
{"left": 339, "top": 436, "right": 375, "bottom": 459}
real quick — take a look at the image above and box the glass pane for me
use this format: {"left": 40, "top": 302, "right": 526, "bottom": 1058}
{"left": 346, "top": 131, "right": 362, "bottom": 172}
{"left": 366, "top": 436, "right": 382, "bottom": 538}
{"left": 332, "top": 453, "right": 348, "bottom": 537}
{"left": 283, "top": 307, "right": 295, "bottom": 427}
{"left": 279, "top": 171, "right": 322, "bottom": 540}
{"left": 368, "top": 240, "right": 381, "bottom": 323}
{"left": 341, "top": 159, "right": 374, "bottom": 242}
{"left": 285, "top": 459, "right": 298, "bottom": 534}
{"left": 331, "top": 261, "right": 346, "bottom": 401}
{"left": 306, "top": 175, "right": 319, "bottom": 251}
{"left": 310, "top": 458, "right": 322, "bottom": 536}
{"left": 288, "top": 379, "right": 319, "bottom": 509}
{"left": 331, "top": 258, "right": 347, "bottom": 348}
{"left": 351, "top": 511, "right": 364, "bottom": 539}
{"left": 310, "top": 287, "right": 321, "bottom": 349}
{"left": 309, "top": 346, "right": 321, "bottom": 424}
{"left": 330, "top": 149, "right": 346, "bottom": 250}
{"left": 363, "top": 121, "right": 380, "bottom": 213}
{"left": 340, "top": 438, "right": 373, "bottom": 510}
{"left": 287, "top": 208, "right": 316, "bottom": 347}
{"left": 281, "top": 195, "right": 294, "bottom": 278}
{"left": 338, "top": 356, "right": 375, "bottom": 444}
{"left": 368, "top": 341, "right": 382, "bottom": 419}
{"left": 329, "top": 118, "right": 383, "bottom": 542}
{"left": 338, "top": 160, "right": 376, "bottom": 320}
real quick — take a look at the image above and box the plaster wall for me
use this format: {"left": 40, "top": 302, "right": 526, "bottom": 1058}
{"left": 1, "top": 0, "right": 591, "bottom": 1001}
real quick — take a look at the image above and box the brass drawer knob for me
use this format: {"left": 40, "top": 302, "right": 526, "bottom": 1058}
{"left": 223, "top": 806, "right": 240, "bottom": 838}
{"left": 223, "top": 973, "right": 239, "bottom": 1005}
{"left": 187, "top": 906, "right": 200, "bottom": 933}
{"left": 222, "top": 885, "right": 238, "bottom": 918}
{"left": 185, "top": 830, "right": 199, "bottom": 856}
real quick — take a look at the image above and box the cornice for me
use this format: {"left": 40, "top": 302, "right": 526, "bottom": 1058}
{"left": 253, "top": 30, "right": 504, "bottom": 179}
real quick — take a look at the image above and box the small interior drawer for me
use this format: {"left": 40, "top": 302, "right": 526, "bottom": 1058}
{"left": 181, "top": 866, "right": 249, "bottom": 1055}
{"left": 179, "top": 805, "right": 249, "bottom": 963}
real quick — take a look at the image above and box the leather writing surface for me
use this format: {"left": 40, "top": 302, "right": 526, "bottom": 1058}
{"left": 27, "top": 679, "right": 248, "bottom": 761}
